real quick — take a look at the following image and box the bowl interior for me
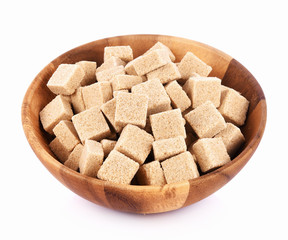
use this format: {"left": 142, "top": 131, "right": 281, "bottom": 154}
{"left": 22, "top": 34, "right": 266, "bottom": 214}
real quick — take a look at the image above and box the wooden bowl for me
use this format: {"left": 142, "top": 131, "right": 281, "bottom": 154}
{"left": 21, "top": 35, "right": 266, "bottom": 214}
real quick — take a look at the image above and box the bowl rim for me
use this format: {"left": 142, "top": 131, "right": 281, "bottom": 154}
{"left": 21, "top": 34, "right": 267, "bottom": 194}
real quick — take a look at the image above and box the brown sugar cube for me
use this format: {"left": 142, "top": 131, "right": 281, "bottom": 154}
{"left": 100, "top": 98, "right": 123, "bottom": 133}
{"left": 52, "top": 120, "right": 80, "bottom": 151}
{"left": 64, "top": 144, "right": 84, "bottom": 171}
{"left": 47, "top": 64, "right": 84, "bottom": 95}
{"left": 184, "top": 101, "right": 226, "bottom": 138}
{"left": 192, "top": 138, "right": 231, "bottom": 173}
{"left": 183, "top": 76, "right": 221, "bottom": 108}
{"left": 100, "top": 139, "right": 117, "bottom": 157}
{"left": 97, "top": 150, "right": 139, "bottom": 184}
{"left": 70, "top": 87, "right": 85, "bottom": 114}
{"left": 96, "top": 56, "right": 126, "bottom": 73}
{"left": 165, "top": 80, "right": 191, "bottom": 112}
{"left": 132, "top": 49, "right": 171, "bottom": 76}
{"left": 161, "top": 151, "right": 199, "bottom": 184}
{"left": 136, "top": 161, "right": 166, "bottom": 186}
{"left": 112, "top": 90, "right": 129, "bottom": 98}
{"left": 144, "top": 41, "right": 176, "bottom": 62}
{"left": 82, "top": 82, "right": 112, "bottom": 109}
{"left": 218, "top": 87, "right": 249, "bottom": 126}
{"left": 76, "top": 61, "right": 97, "bottom": 86}
{"left": 115, "top": 124, "right": 154, "bottom": 165}
{"left": 153, "top": 136, "right": 187, "bottom": 161}
{"left": 124, "top": 57, "right": 140, "bottom": 75}
{"left": 115, "top": 92, "right": 148, "bottom": 129}
{"left": 49, "top": 137, "right": 71, "bottom": 163}
{"left": 72, "top": 106, "right": 111, "bottom": 143}
{"left": 111, "top": 74, "right": 143, "bottom": 91}
{"left": 79, "top": 140, "right": 104, "bottom": 177}
{"left": 214, "top": 123, "right": 245, "bottom": 157}
{"left": 146, "top": 62, "right": 181, "bottom": 84}
{"left": 96, "top": 65, "right": 125, "bottom": 82}
{"left": 104, "top": 46, "right": 133, "bottom": 62}
{"left": 150, "top": 108, "right": 186, "bottom": 140}
{"left": 40, "top": 95, "right": 73, "bottom": 134}
{"left": 178, "top": 52, "right": 212, "bottom": 79}
{"left": 131, "top": 78, "right": 171, "bottom": 115}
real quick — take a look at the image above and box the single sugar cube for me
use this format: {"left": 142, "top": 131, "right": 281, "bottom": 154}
{"left": 72, "top": 106, "right": 111, "bottom": 143}
{"left": 96, "top": 56, "right": 126, "bottom": 73}
{"left": 96, "top": 65, "right": 125, "bottom": 82}
{"left": 40, "top": 95, "right": 73, "bottom": 134}
{"left": 153, "top": 136, "right": 187, "bottom": 161}
{"left": 115, "top": 124, "right": 154, "bottom": 165}
{"left": 104, "top": 46, "right": 133, "bottom": 62}
{"left": 100, "top": 98, "right": 122, "bottom": 133}
{"left": 70, "top": 87, "right": 85, "bottom": 114}
{"left": 132, "top": 49, "right": 171, "bottom": 76}
{"left": 111, "top": 74, "right": 143, "bottom": 91}
{"left": 100, "top": 139, "right": 117, "bottom": 157}
{"left": 81, "top": 81, "right": 112, "bottom": 109}
{"left": 192, "top": 138, "right": 231, "bottom": 173}
{"left": 47, "top": 64, "right": 85, "bottom": 95}
{"left": 52, "top": 120, "right": 80, "bottom": 151}
{"left": 136, "top": 161, "right": 166, "bottom": 185}
{"left": 76, "top": 61, "right": 97, "bottom": 86}
{"left": 97, "top": 150, "right": 139, "bottom": 184}
{"left": 124, "top": 57, "right": 140, "bottom": 75}
{"left": 161, "top": 151, "right": 199, "bottom": 184}
{"left": 150, "top": 109, "right": 186, "bottom": 140}
{"left": 165, "top": 80, "right": 191, "bottom": 112}
{"left": 214, "top": 123, "right": 245, "bottom": 157}
{"left": 79, "top": 140, "right": 104, "bottom": 177}
{"left": 115, "top": 92, "right": 149, "bottom": 129}
{"left": 144, "top": 41, "right": 176, "bottom": 62}
{"left": 146, "top": 62, "right": 181, "bottom": 84}
{"left": 131, "top": 78, "right": 171, "bottom": 115}
{"left": 112, "top": 90, "right": 129, "bottom": 98}
{"left": 183, "top": 76, "right": 221, "bottom": 108}
{"left": 178, "top": 52, "right": 212, "bottom": 79}
{"left": 184, "top": 101, "right": 226, "bottom": 138}
{"left": 64, "top": 143, "right": 84, "bottom": 171}
{"left": 218, "top": 87, "right": 249, "bottom": 126}
{"left": 49, "top": 137, "right": 71, "bottom": 163}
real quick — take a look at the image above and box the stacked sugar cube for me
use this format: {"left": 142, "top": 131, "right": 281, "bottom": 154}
{"left": 40, "top": 42, "right": 249, "bottom": 186}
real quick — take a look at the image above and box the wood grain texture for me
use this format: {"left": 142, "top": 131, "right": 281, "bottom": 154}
{"left": 21, "top": 34, "right": 266, "bottom": 214}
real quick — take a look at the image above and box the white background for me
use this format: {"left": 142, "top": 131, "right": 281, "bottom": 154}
{"left": 1, "top": 0, "right": 287, "bottom": 239}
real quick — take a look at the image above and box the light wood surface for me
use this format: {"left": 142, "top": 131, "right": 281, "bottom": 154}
{"left": 21, "top": 34, "right": 267, "bottom": 214}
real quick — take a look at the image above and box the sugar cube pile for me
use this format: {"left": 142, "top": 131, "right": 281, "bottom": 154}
{"left": 40, "top": 42, "right": 249, "bottom": 185}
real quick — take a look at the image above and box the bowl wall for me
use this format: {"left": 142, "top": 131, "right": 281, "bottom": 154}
{"left": 22, "top": 35, "right": 266, "bottom": 214}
